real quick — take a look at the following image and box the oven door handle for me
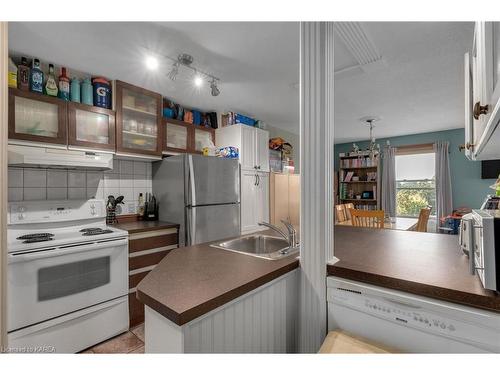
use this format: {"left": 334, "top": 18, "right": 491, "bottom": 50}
{"left": 8, "top": 238, "right": 128, "bottom": 263}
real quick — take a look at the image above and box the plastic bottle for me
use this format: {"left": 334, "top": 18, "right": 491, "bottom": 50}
{"left": 45, "top": 64, "right": 58, "bottom": 97}
{"left": 8, "top": 58, "right": 17, "bottom": 88}
{"left": 81, "top": 77, "right": 93, "bottom": 105}
{"left": 29, "top": 58, "right": 44, "bottom": 93}
{"left": 137, "top": 193, "right": 145, "bottom": 216}
{"left": 70, "top": 77, "right": 81, "bottom": 103}
{"left": 58, "top": 67, "right": 70, "bottom": 101}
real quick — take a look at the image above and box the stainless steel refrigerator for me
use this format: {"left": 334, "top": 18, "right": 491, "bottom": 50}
{"left": 152, "top": 154, "right": 240, "bottom": 247}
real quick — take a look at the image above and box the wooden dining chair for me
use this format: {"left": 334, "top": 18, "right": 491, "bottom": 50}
{"left": 335, "top": 204, "right": 347, "bottom": 223}
{"left": 414, "top": 206, "right": 431, "bottom": 232}
{"left": 349, "top": 209, "right": 385, "bottom": 229}
{"left": 344, "top": 203, "right": 354, "bottom": 220}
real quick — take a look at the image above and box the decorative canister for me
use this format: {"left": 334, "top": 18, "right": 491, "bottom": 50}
{"left": 92, "top": 77, "right": 111, "bottom": 109}
{"left": 81, "top": 78, "right": 93, "bottom": 105}
{"left": 70, "top": 78, "right": 81, "bottom": 103}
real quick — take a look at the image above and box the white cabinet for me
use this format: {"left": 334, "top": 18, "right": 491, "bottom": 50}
{"left": 216, "top": 124, "right": 270, "bottom": 172}
{"left": 464, "top": 22, "right": 500, "bottom": 160}
{"left": 240, "top": 170, "right": 269, "bottom": 234}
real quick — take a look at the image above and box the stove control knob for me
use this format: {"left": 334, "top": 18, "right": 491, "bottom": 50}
{"left": 17, "top": 206, "right": 25, "bottom": 213}
{"left": 18, "top": 213, "right": 26, "bottom": 220}
{"left": 91, "top": 209, "right": 97, "bottom": 216}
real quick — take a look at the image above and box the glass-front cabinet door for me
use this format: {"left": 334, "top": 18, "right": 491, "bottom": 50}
{"left": 193, "top": 127, "right": 215, "bottom": 153}
{"left": 68, "top": 102, "right": 115, "bottom": 151}
{"left": 164, "top": 119, "right": 191, "bottom": 153}
{"left": 115, "top": 80, "right": 162, "bottom": 157}
{"left": 8, "top": 88, "right": 67, "bottom": 145}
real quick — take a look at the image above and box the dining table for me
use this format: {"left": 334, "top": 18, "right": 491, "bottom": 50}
{"left": 335, "top": 216, "right": 418, "bottom": 231}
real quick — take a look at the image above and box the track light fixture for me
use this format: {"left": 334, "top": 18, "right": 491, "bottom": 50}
{"left": 157, "top": 52, "right": 220, "bottom": 96}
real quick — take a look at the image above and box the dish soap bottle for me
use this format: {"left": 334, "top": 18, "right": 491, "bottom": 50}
{"left": 138, "top": 193, "right": 145, "bottom": 217}
{"left": 29, "top": 58, "right": 44, "bottom": 93}
{"left": 58, "top": 67, "right": 70, "bottom": 101}
{"left": 45, "top": 64, "right": 58, "bottom": 97}
{"left": 8, "top": 58, "right": 17, "bottom": 88}
{"left": 18, "top": 57, "right": 30, "bottom": 91}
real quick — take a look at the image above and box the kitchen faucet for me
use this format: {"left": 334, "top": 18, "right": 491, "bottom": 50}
{"left": 258, "top": 220, "right": 299, "bottom": 251}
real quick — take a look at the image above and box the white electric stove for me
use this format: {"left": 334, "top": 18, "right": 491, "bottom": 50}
{"left": 7, "top": 199, "right": 129, "bottom": 353}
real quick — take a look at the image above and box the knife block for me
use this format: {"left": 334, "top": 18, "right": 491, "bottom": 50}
{"left": 142, "top": 201, "right": 159, "bottom": 221}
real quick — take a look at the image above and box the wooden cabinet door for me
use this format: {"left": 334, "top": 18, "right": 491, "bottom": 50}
{"left": 164, "top": 119, "right": 192, "bottom": 154}
{"left": 68, "top": 102, "right": 115, "bottom": 151}
{"left": 115, "top": 80, "right": 163, "bottom": 157}
{"left": 241, "top": 170, "right": 258, "bottom": 233}
{"left": 240, "top": 125, "right": 256, "bottom": 170}
{"left": 8, "top": 88, "right": 67, "bottom": 145}
{"left": 255, "top": 128, "right": 270, "bottom": 172}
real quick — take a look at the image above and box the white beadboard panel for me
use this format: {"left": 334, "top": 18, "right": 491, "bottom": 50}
{"left": 133, "top": 176, "right": 148, "bottom": 188}
{"left": 8, "top": 188, "right": 23, "bottom": 202}
{"left": 182, "top": 269, "right": 299, "bottom": 353}
{"left": 68, "top": 171, "right": 86, "bottom": 188}
{"left": 23, "top": 187, "right": 46, "bottom": 201}
{"left": 87, "top": 186, "right": 104, "bottom": 199}
{"left": 298, "top": 22, "right": 334, "bottom": 353}
{"left": 145, "top": 162, "right": 152, "bottom": 177}
{"left": 23, "top": 169, "right": 46, "bottom": 188}
{"left": 8, "top": 168, "right": 23, "bottom": 188}
{"left": 86, "top": 171, "right": 103, "bottom": 188}
{"left": 133, "top": 161, "right": 146, "bottom": 176}
{"left": 47, "top": 187, "right": 67, "bottom": 200}
{"left": 120, "top": 160, "right": 134, "bottom": 174}
{"left": 103, "top": 174, "right": 120, "bottom": 188}
{"left": 119, "top": 187, "right": 134, "bottom": 201}
{"left": 46, "top": 170, "right": 67, "bottom": 188}
{"left": 119, "top": 174, "right": 134, "bottom": 189}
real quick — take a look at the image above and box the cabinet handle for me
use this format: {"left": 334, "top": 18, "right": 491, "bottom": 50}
{"left": 257, "top": 174, "right": 260, "bottom": 186}
{"left": 459, "top": 142, "right": 474, "bottom": 152}
{"left": 473, "top": 102, "right": 489, "bottom": 120}
{"left": 254, "top": 174, "right": 257, "bottom": 186}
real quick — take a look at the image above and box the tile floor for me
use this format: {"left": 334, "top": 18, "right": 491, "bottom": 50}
{"left": 81, "top": 324, "right": 145, "bottom": 354}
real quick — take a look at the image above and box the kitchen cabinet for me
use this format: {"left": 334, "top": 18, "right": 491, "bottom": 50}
{"left": 163, "top": 118, "right": 215, "bottom": 155}
{"left": 270, "top": 173, "right": 300, "bottom": 232}
{"left": 68, "top": 102, "right": 115, "bottom": 152}
{"left": 8, "top": 88, "right": 68, "bottom": 146}
{"left": 463, "top": 22, "right": 500, "bottom": 160}
{"left": 240, "top": 170, "right": 269, "bottom": 234}
{"left": 216, "top": 124, "right": 270, "bottom": 172}
{"left": 115, "top": 80, "right": 163, "bottom": 159}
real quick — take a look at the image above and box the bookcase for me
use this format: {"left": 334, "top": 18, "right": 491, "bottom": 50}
{"left": 338, "top": 151, "right": 380, "bottom": 210}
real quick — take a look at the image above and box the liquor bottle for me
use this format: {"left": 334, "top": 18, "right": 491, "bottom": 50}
{"left": 18, "top": 57, "right": 30, "bottom": 91}
{"left": 45, "top": 64, "right": 58, "bottom": 97}
{"left": 29, "top": 58, "right": 44, "bottom": 94}
{"left": 58, "top": 67, "right": 70, "bottom": 101}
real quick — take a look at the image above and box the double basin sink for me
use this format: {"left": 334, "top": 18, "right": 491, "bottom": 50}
{"left": 210, "top": 234, "right": 299, "bottom": 260}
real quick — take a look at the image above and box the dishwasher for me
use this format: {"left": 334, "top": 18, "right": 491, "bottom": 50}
{"left": 327, "top": 277, "right": 500, "bottom": 353}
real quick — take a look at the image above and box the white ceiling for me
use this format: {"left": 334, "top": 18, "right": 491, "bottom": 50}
{"left": 334, "top": 22, "right": 474, "bottom": 144}
{"left": 8, "top": 22, "right": 300, "bottom": 132}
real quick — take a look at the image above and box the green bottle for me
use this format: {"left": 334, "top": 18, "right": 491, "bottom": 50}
{"left": 45, "top": 64, "right": 58, "bottom": 97}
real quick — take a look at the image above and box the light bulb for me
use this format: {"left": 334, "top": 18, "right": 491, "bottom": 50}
{"left": 145, "top": 56, "right": 159, "bottom": 70}
{"left": 194, "top": 75, "right": 203, "bottom": 87}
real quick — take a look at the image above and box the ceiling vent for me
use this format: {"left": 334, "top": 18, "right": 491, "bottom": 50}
{"left": 334, "top": 22, "right": 386, "bottom": 76}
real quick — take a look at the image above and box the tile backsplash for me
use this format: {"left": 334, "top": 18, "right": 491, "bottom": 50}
{"left": 8, "top": 159, "right": 153, "bottom": 215}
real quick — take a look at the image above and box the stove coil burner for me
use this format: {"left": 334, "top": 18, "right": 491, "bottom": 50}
{"left": 17, "top": 233, "right": 55, "bottom": 244}
{"left": 80, "top": 228, "right": 113, "bottom": 236}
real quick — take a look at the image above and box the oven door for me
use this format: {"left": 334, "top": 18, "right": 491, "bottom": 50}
{"left": 8, "top": 237, "right": 128, "bottom": 332}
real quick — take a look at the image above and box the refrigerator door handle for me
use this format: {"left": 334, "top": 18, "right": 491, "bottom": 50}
{"left": 188, "top": 155, "right": 197, "bottom": 206}
{"left": 190, "top": 206, "right": 196, "bottom": 245}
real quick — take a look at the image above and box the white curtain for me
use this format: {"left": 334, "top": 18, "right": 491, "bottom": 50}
{"left": 381, "top": 146, "right": 396, "bottom": 217}
{"left": 434, "top": 141, "right": 453, "bottom": 231}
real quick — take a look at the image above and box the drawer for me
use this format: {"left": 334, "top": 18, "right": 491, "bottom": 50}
{"left": 129, "top": 229, "right": 178, "bottom": 253}
{"left": 128, "top": 247, "right": 176, "bottom": 271}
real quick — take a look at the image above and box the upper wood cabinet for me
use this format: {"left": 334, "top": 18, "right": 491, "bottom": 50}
{"left": 465, "top": 22, "right": 500, "bottom": 160}
{"left": 115, "top": 80, "right": 163, "bottom": 158}
{"left": 163, "top": 118, "right": 215, "bottom": 155}
{"left": 68, "top": 102, "right": 115, "bottom": 152}
{"left": 8, "top": 88, "right": 68, "bottom": 146}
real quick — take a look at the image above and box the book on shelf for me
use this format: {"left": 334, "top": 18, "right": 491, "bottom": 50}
{"left": 343, "top": 171, "right": 354, "bottom": 182}
{"left": 340, "top": 156, "right": 379, "bottom": 168}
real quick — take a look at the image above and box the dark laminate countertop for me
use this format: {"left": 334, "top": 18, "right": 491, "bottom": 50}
{"left": 136, "top": 230, "right": 300, "bottom": 325}
{"left": 113, "top": 220, "right": 179, "bottom": 234}
{"left": 329, "top": 226, "right": 500, "bottom": 312}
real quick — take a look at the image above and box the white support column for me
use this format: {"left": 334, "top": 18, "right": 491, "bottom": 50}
{"left": 0, "top": 22, "right": 8, "bottom": 349}
{"left": 298, "top": 22, "right": 334, "bottom": 353}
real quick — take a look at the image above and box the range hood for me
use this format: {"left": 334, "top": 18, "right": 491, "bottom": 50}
{"left": 8, "top": 145, "right": 114, "bottom": 170}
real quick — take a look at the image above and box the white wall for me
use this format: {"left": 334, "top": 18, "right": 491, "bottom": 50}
{"left": 7, "top": 159, "right": 153, "bottom": 215}
{"left": 266, "top": 125, "right": 300, "bottom": 173}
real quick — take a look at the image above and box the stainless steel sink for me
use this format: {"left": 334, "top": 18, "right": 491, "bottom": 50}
{"left": 210, "top": 235, "right": 299, "bottom": 260}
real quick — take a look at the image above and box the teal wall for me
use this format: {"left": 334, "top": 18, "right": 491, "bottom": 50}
{"left": 334, "top": 128, "right": 496, "bottom": 209}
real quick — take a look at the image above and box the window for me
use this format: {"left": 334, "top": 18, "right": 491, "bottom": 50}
{"left": 395, "top": 151, "right": 436, "bottom": 217}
